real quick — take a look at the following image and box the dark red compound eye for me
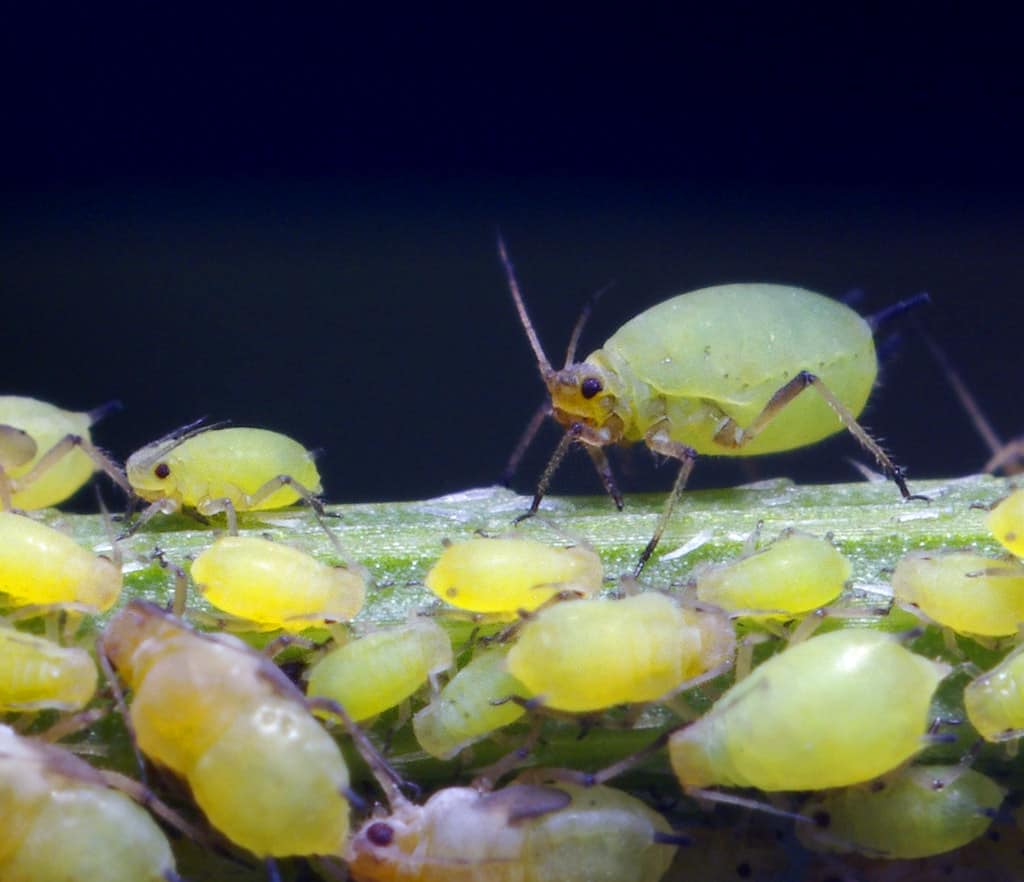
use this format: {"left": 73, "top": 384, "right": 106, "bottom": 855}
{"left": 366, "top": 822, "right": 394, "bottom": 846}
{"left": 581, "top": 377, "right": 602, "bottom": 399}
{"left": 154, "top": 463, "right": 171, "bottom": 479}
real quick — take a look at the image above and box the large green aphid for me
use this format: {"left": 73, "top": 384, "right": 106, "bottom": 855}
{"left": 500, "top": 239, "right": 915, "bottom": 570}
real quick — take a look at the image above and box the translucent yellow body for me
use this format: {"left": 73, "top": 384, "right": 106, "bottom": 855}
{"left": 964, "top": 644, "right": 1024, "bottom": 741}
{"left": 190, "top": 535, "right": 365, "bottom": 631}
{"left": 505, "top": 593, "right": 735, "bottom": 712}
{"left": 103, "top": 601, "right": 350, "bottom": 859}
{"left": 413, "top": 647, "right": 531, "bottom": 759}
{"left": 425, "top": 537, "right": 603, "bottom": 616}
{"left": 988, "top": 489, "right": 1024, "bottom": 557}
{"left": 0, "top": 725, "right": 176, "bottom": 882}
{"left": 126, "top": 426, "right": 321, "bottom": 511}
{"left": 0, "top": 396, "right": 98, "bottom": 510}
{"left": 694, "top": 531, "right": 850, "bottom": 618}
{"left": 307, "top": 621, "right": 453, "bottom": 721}
{"left": 797, "top": 765, "right": 1004, "bottom": 859}
{"left": 346, "top": 782, "right": 677, "bottom": 882}
{"left": 0, "top": 511, "right": 122, "bottom": 611}
{"left": 551, "top": 285, "right": 876, "bottom": 455}
{"left": 669, "top": 629, "right": 949, "bottom": 791}
{"left": 0, "top": 628, "right": 97, "bottom": 711}
{"left": 892, "top": 550, "right": 1024, "bottom": 637}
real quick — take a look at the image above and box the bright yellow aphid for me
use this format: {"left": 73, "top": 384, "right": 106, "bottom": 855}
{"left": 0, "top": 396, "right": 123, "bottom": 510}
{"left": 505, "top": 592, "right": 735, "bottom": 712}
{"left": 190, "top": 535, "right": 366, "bottom": 631}
{"left": 501, "top": 241, "right": 914, "bottom": 570}
{"left": 988, "top": 489, "right": 1024, "bottom": 558}
{"left": 413, "top": 647, "right": 532, "bottom": 759}
{"left": 307, "top": 620, "right": 453, "bottom": 721}
{"left": 0, "top": 724, "right": 179, "bottom": 882}
{"left": 346, "top": 781, "right": 679, "bottom": 882}
{"left": 101, "top": 600, "right": 351, "bottom": 860}
{"left": 125, "top": 423, "right": 322, "bottom": 530}
{"left": 669, "top": 629, "right": 950, "bottom": 791}
{"left": 0, "top": 627, "right": 96, "bottom": 711}
{"left": 693, "top": 530, "right": 850, "bottom": 618}
{"left": 797, "top": 765, "right": 1004, "bottom": 859}
{"left": 424, "top": 536, "right": 603, "bottom": 616}
{"left": 964, "top": 643, "right": 1024, "bottom": 741}
{"left": 891, "top": 550, "right": 1024, "bottom": 637}
{"left": 0, "top": 511, "right": 122, "bottom": 612}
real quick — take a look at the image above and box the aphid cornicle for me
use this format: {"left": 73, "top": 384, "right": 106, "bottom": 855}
{"left": 500, "top": 241, "right": 915, "bottom": 570}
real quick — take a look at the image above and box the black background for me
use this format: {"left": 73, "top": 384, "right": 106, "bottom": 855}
{"left": 5, "top": 7, "right": 1022, "bottom": 505}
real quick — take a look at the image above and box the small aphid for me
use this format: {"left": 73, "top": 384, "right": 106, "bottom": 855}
{"left": 891, "top": 550, "right": 1024, "bottom": 637}
{"left": 0, "top": 724, "right": 179, "bottom": 882}
{"left": 424, "top": 535, "right": 603, "bottom": 617}
{"left": 413, "top": 647, "right": 532, "bottom": 760}
{"left": 307, "top": 620, "right": 453, "bottom": 721}
{"left": 0, "top": 626, "right": 96, "bottom": 711}
{"left": 124, "top": 423, "right": 323, "bottom": 530}
{"left": 346, "top": 781, "right": 679, "bottom": 882}
{"left": 694, "top": 530, "right": 850, "bottom": 618}
{"left": 669, "top": 629, "right": 950, "bottom": 791}
{"left": 964, "top": 643, "right": 1024, "bottom": 741}
{"left": 0, "top": 395, "right": 123, "bottom": 510}
{"left": 505, "top": 592, "right": 735, "bottom": 712}
{"left": 797, "top": 764, "right": 1004, "bottom": 859}
{"left": 0, "top": 511, "right": 122, "bottom": 612}
{"left": 189, "top": 535, "right": 366, "bottom": 631}
{"left": 987, "top": 489, "right": 1024, "bottom": 558}
{"left": 101, "top": 600, "right": 351, "bottom": 860}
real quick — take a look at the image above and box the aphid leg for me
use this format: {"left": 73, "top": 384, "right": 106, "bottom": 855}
{"left": 635, "top": 431, "right": 698, "bottom": 574}
{"left": 585, "top": 445, "right": 625, "bottom": 510}
{"left": 151, "top": 549, "right": 190, "bottom": 617}
{"left": 262, "top": 634, "right": 317, "bottom": 659}
{"left": 37, "top": 707, "right": 106, "bottom": 743}
{"left": 0, "top": 426, "right": 36, "bottom": 509}
{"left": 712, "top": 370, "right": 917, "bottom": 499}
{"left": 119, "top": 498, "right": 181, "bottom": 538}
{"left": 501, "top": 399, "right": 552, "bottom": 485}
{"left": 516, "top": 426, "right": 581, "bottom": 524}
{"left": 95, "top": 633, "right": 150, "bottom": 787}
{"left": 471, "top": 718, "right": 544, "bottom": 790}
{"left": 8, "top": 433, "right": 132, "bottom": 500}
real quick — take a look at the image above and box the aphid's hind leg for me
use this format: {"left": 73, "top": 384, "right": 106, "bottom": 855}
{"left": 6, "top": 433, "right": 132, "bottom": 504}
{"left": 712, "top": 370, "right": 916, "bottom": 499}
{"left": 635, "top": 430, "right": 698, "bottom": 575}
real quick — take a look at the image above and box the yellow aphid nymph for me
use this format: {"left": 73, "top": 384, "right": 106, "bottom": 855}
{"left": 964, "top": 643, "right": 1024, "bottom": 741}
{"left": 425, "top": 535, "right": 603, "bottom": 616}
{"left": 694, "top": 530, "right": 850, "bottom": 618}
{"left": 101, "top": 600, "right": 350, "bottom": 860}
{"left": 190, "top": 535, "right": 366, "bottom": 631}
{"left": 669, "top": 629, "right": 950, "bottom": 791}
{"left": 988, "top": 488, "right": 1024, "bottom": 557}
{"left": 0, "top": 511, "right": 122, "bottom": 612}
{"left": 0, "top": 627, "right": 96, "bottom": 711}
{"left": 505, "top": 592, "right": 735, "bottom": 712}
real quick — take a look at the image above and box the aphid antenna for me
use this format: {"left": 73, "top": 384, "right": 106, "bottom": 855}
{"left": 865, "top": 291, "right": 932, "bottom": 334}
{"left": 687, "top": 788, "right": 813, "bottom": 825}
{"left": 133, "top": 417, "right": 230, "bottom": 467}
{"left": 87, "top": 398, "right": 124, "bottom": 425}
{"left": 497, "top": 233, "right": 555, "bottom": 380}
{"left": 563, "top": 280, "right": 614, "bottom": 368}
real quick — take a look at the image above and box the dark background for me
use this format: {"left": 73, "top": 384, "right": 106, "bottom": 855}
{"left": 4, "top": 8, "right": 1022, "bottom": 505}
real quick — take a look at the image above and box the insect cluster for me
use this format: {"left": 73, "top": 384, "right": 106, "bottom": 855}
{"left": 1, "top": 262, "right": 1022, "bottom": 882}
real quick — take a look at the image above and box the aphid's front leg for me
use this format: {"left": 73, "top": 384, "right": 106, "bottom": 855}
{"left": 712, "top": 370, "right": 914, "bottom": 498}
{"left": 636, "top": 428, "right": 698, "bottom": 575}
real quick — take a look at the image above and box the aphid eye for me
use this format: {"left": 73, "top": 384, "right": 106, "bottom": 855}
{"left": 366, "top": 821, "right": 395, "bottom": 847}
{"left": 154, "top": 463, "right": 171, "bottom": 479}
{"left": 580, "top": 377, "right": 603, "bottom": 399}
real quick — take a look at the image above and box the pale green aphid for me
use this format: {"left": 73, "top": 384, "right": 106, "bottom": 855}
{"left": 964, "top": 643, "right": 1024, "bottom": 741}
{"left": 669, "top": 629, "right": 950, "bottom": 791}
{"left": 505, "top": 592, "right": 735, "bottom": 713}
{"left": 797, "top": 765, "right": 1004, "bottom": 859}
{"left": 502, "top": 239, "right": 913, "bottom": 570}
{"left": 346, "top": 781, "right": 678, "bottom": 882}
{"left": 694, "top": 530, "right": 850, "bottom": 618}
{"left": 307, "top": 620, "right": 453, "bottom": 722}
{"left": 891, "top": 550, "right": 1024, "bottom": 637}
{"left": 413, "top": 647, "right": 532, "bottom": 760}
{"left": 0, "top": 627, "right": 97, "bottom": 711}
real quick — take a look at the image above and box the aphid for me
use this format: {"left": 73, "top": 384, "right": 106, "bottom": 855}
{"left": 0, "top": 626, "right": 97, "bottom": 711}
{"left": 0, "top": 724, "right": 179, "bottom": 882}
{"left": 307, "top": 620, "right": 453, "bottom": 721}
{"left": 500, "top": 240, "right": 914, "bottom": 571}
{"left": 987, "top": 489, "right": 1024, "bottom": 558}
{"left": 0, "top": 510, "right": 122, "bottom": 612}
{"left": 100, "top": 600, "right": 351, "bottom": 860}
{"left": 796, "top": 764, "right": 1004, "bottom": 859}
{"left": 0, "top": 395, "right": 124, "bottom": 510}
{"left": 424, "top": 535, "right": 603, "bottom": 617}
{"left": 669, "top": 629, "right": 950, "bottom": 791}
{"left": 189, "top": 534, "right": 366, "bottom": 631}
{"left": 346, "top": 780, "right": 679, "bottom": 882}
{"left": 964, "top": 643, "right": 1024, "bottom": 741}
{"left": 124, "top": 422, "right": 323, "bottom": 531}
{"left": 693, "top": 530, "right": 850, "bottom": 618}
{"left": 413, "top": 647, "right": 532, "bottom": 760}
{"left": 505, "top": 592, "right": 735, "bottom": 712}
{"left": 891, "top": 550, "right": 1024, "bottom": 637}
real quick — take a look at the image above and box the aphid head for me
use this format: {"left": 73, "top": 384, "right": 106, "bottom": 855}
{"left": 547, "top": 363, "right": 621, "bottom": 433}
{"left": 125, "top": 418, "right": 217, "bottom": 499}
